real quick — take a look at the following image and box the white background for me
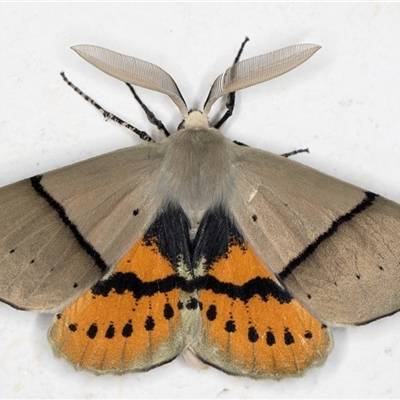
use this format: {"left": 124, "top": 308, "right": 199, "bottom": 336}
{"left": 1, "top": 3, "right": 400, "bottom": 398}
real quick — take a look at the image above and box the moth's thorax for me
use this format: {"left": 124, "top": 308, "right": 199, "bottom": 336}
{"left": 158, "top": 127, "right": 234, "bottom": 219}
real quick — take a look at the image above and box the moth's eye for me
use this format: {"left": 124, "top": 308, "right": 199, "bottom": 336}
{"left": 177, "top": 119, "right": 186, "bottom": 130}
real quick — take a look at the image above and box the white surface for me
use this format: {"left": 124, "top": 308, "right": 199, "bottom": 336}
{"left": 1, "top": 3, "right": 400, "bottom": 398}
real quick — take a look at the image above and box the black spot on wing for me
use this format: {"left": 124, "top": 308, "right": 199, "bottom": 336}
{"left": 122, "top": 320, "right": 133, "bottom": 337}
{"left": 163, "top": 303, "right": 174, "bottom": 320}
{"left": 105, "top": 323, "right": 115, "bottom": 339}
{"left": 266, "top": 330, "right": 275, "bottom": 346}
{"left": 206, "top": 305, "right": 217, "bottom": 321}
{"left": 87, "top": 323, "right": 98, "bottom": 339}
{"left": 145, "top": 316, "right": 155, "bottom": 331}
{"left": 248, "top": 327, "right": 259, "bottom": 343}
{"left": 284, "top": 327, "right": 295, "bottom": 345}
{"left": 225, "top": 320, "right": 236, "bottom": 333}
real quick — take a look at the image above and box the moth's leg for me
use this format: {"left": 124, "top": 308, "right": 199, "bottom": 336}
{"left": 214, "top": 37, "right": 250, "bottom": 129}
{"left": 281, "top": 148, "right": 309, "bottom": 158}
{"left": 126, "top": 83, "right": 170, "bottom": 137}
{"left": 233, "top": 140, "right": 248, "bottom": 147}
{"left": 60, "top": 72, "right": 155, "bottom": 143}
{"left": 233, "top": 140, "right": 309, "bottom": 159}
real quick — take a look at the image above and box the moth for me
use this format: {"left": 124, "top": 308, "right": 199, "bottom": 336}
{"left": 1, "top": 38, "right": 400, "bottom": 380}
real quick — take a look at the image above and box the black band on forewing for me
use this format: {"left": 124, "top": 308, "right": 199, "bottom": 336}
{"left": 30, "top": 175, "right": 109, "bottom": 273}
{"left": 279, "top": 191, "right": 378, "bottom": 280}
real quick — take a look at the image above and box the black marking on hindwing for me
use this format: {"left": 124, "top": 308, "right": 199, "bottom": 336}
{"left": 90, "top": 203, "right": 292, "bottom": 307}
{"left": 143, "top": 203, "right": 192, "bottom": 269}
{"left": 192, "top": 205, "right": 293, "bottom": 304}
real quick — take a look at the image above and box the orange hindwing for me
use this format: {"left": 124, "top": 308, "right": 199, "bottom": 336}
{"left": 49, "top": 205, "right": 200, "bottom": 373}
{"left": 190, "top": 206, "right": 332, "bottom": 378}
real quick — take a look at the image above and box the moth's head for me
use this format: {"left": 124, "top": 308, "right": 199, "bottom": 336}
{"left": 177, "top": 110, "right": 211, "bottom": 131}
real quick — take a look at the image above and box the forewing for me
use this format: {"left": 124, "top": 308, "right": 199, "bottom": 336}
{"left": 0, "top": 144, "right": 164, "bottom": 311}
{"left": 229, "top": 144, "right": 400, "bottom": 325}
